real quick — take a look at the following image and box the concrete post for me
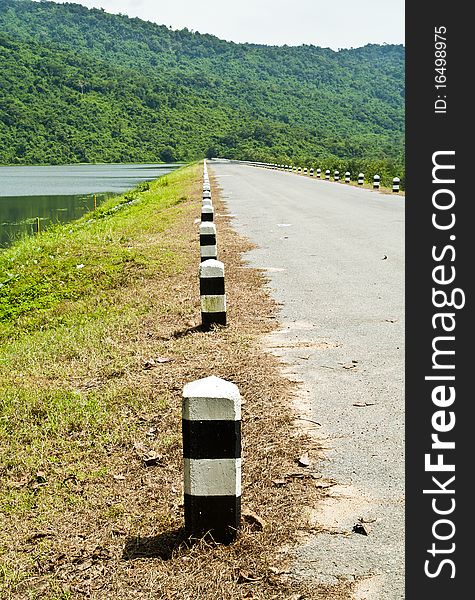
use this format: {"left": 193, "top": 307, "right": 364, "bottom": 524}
{"left": 325, "top": 169, "right": 331, "bottom": 180}
{"left": 310, "top": 168, "right": 314, "bottom": 177}
{"left": 303, "top": 168, "right": 307, "bottom": 175}
{"left": 373, "top": 174, "right": 380, "bottom": 190}
{"left": 201, "top": 204, "right": 214, "bottom": 222}
{"left": 182, "top": 375, "right": 241, "bottom": 543}
{"left": 392, "top": 177, "right": 400, "bottom": 193}
{"left": 334, "top": 170, "right": 340, "bottom": 181}
{"left": 316, "top": 168, "right": 321, "bottom": 178}
{"left": 358, "top": 173, "right": 364, "bottom": 185}
{"left": 199, "top": 259, "right": 226, "bottom": 328}
{"left": 345, "top": 171, "right": 351, "bottom": 183}
{"left": 203, "top": 190, "right": 212, "bottom": 200}
{"left": 200, "top": 222, "right": 217, "bottom": 262}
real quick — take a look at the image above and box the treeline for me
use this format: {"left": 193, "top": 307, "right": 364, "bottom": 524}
{"left": 0, "top": 0, "right": 405, "bottom": 167}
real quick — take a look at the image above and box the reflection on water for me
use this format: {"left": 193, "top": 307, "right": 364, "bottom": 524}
{"left": 0, "top": 163, "right": 180, "bottom": 247}
{"left": 0, "top": 192, "right": 113, "bottom": 247}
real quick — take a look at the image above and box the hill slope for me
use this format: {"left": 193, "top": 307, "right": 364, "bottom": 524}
{"left": 0, "top": 0, "right": 405, "bottom": 166}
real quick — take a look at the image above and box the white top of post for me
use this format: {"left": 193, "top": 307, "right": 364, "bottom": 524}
{"left": 200, "top": 259, "right": 224, "bottom": 278}
{"left": 183, "top": 376, "right": 241, "bottom": 421}
{"left": 200, "top": 222, "right": 216, "bottom": 235}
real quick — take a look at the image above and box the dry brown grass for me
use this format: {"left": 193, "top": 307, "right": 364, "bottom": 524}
{"left": 1, "top": 164, "right": 353, "bottom": 599}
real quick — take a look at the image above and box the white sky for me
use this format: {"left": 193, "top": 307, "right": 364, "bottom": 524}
{"left": 48, "top": 0, "right": 405, "bottom": 49}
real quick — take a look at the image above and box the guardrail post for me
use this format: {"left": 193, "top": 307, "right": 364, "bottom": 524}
{"left": 199, "top": 259, "right": 226, "bottom": 328}
{"left": 345, "top": 171, "right": 351, "bottom": 183}
{"left": 201, "top": 204, "right": 214, "bottom": 222}
{"left": 358, "top": 173, "right": 364, "bottom": 185}
{"left": 373, "top": 174, "right": 380, "bottom": 189}
{"left": 183, "top": 375, "right": 241, "bottom": 543}
{"left": 200, "top": 222, "right": 217, "bottom": 262}
{"left": 392, "top": 177, "right": 400, "bottom": 193}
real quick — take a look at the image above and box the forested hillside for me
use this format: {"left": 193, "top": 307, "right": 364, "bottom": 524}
{"left": 0, "top": 0, "right": 405, "bottom": 168}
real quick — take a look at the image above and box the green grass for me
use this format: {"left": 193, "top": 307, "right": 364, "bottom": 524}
{"left": 0, "top": 162, "right": 205, "bottom": 599}
{"left": 0, "top": 162, "right": 201, "bottom": 595}
{"left": 0, "top": 179, "right": 186, "bottom": 328}
{"left": 0, "top": 162, "right": 197, "bottom": 490}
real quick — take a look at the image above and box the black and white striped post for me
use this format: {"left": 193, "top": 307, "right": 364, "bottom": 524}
{"left": 182, "top": 375, "right": 241, "bottom": 543}
{"left": 303, "top": 168, "right": 307, "bottom": 176}
{"left": 199, "top": 259, "right": 226, "bottom": 328}
{"left": 358, "top": 173, "right": 364, "bottom": 185}
{"left": 316, "top": 168, "right": 321, "bottom": 179}
{"left": 392, "top": 177, "right": 400, "bottom": 193}
{"left": 201, "top": 204, "right": 214, "bottom": 222}
{"left": 310, "top": 168, "right": 314, "bottom": 177}
{"left": 334, "top": 170, "right": 340, "bottom": 181}
{"left": 298, "top": 167, "right": 302, "bottom": 174}
{"left": 203, "top": 189, "right": 212, "bottom": 200}
{"left": 202, "top": 198, "right": 213, "bottom": 209}
{"left": 373, "top": 174, "right": 380, "bottom": 190}
{"left": 200, "top": 222, "right": 217, "bottom": 262}
{"left": 325, "top": 169, "right": 331, "bottom": 180}
{"left": 345, "top": 171, "right": 351, "bottom": 183}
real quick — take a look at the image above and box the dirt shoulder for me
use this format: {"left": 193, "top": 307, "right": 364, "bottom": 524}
{"left": 0, "top": 163, "right": 352, "bottom": 599}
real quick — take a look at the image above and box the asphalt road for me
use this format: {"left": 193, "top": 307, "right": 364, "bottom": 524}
{"left": 210, "top": 161, "right": 405, "bottom": 599}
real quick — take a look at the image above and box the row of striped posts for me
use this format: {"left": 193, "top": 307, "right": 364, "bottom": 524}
{"left": 255, "top": 162, "right": 401, "bottom": 192}
{"left": 183, "top": 160, "right": 241, "bottom": 544}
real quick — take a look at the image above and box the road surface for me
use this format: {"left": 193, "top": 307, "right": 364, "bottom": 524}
{"left": 210, "top": 161, "right": 405, "bottom": 599}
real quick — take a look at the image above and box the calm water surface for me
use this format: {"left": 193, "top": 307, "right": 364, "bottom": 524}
{"left": 0, "top": 163, "right": 180, "bottom": 247}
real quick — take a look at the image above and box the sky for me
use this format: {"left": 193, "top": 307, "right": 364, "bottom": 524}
{"left": 48, "top": 0, "right": 405, "bottom": 50}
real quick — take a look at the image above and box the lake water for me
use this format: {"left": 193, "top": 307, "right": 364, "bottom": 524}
{"left": 0, "top": 163, "right": 180, "bottom": 247}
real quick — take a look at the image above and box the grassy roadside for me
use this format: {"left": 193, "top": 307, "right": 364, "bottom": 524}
{"left": 0, "top": 163, "right": 352, "bottom": 599}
